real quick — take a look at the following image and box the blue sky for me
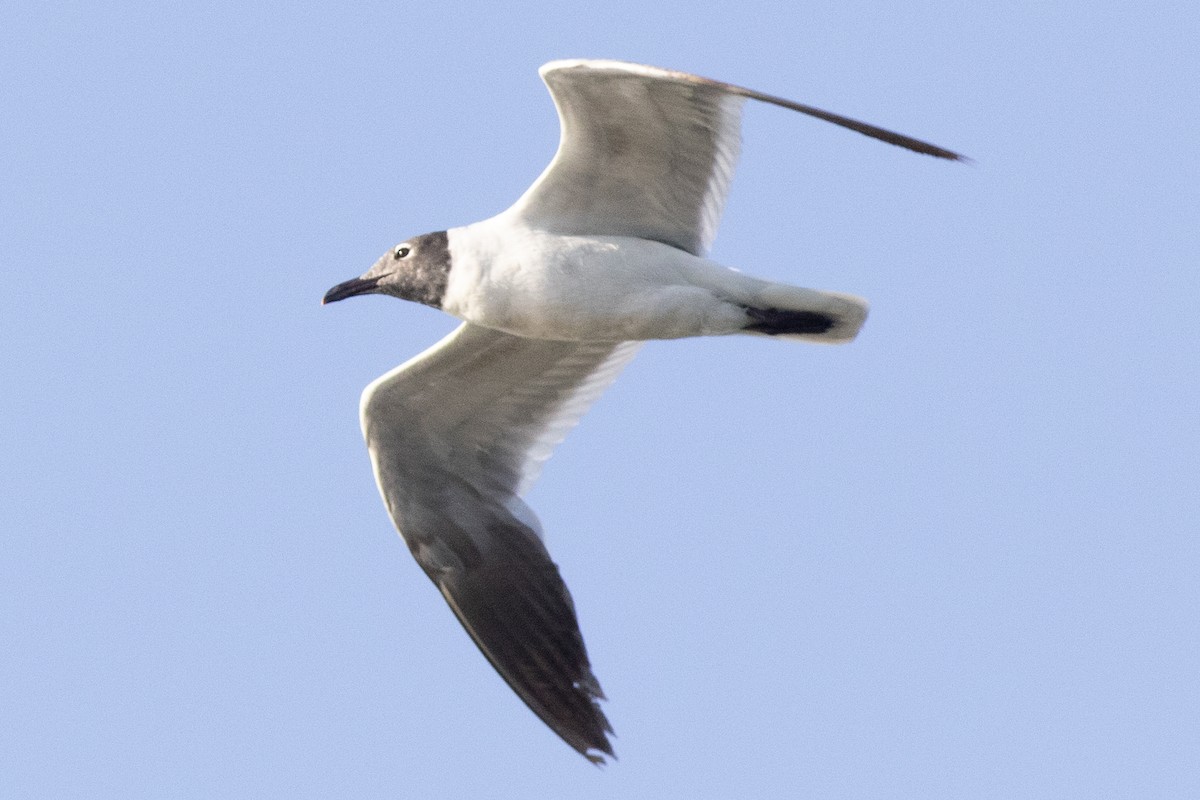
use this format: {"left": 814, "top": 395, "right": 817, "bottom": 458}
{"left": 3, "top": 1, "right": 1197, "bottom": 797}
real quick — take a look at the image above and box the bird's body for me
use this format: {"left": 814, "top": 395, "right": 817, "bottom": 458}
{"left": 439, "top": 219, "right": 866, "bottom": 342}
{"left": 323, "top": 59, "right": 964, "bottom": 763}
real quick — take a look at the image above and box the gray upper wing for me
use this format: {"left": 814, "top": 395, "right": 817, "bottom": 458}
{"left": 505, "top": 60, "right": 745, "bottom": 256}
{"left": 505, "top": 59, "right": 967, "bottom": 257}
{"left": 359, "top": 323, "right": 641, "bottom": 762}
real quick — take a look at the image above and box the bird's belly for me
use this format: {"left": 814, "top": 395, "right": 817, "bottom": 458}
{"left": 450, "top": 235, "right": 748, "bottom": 341}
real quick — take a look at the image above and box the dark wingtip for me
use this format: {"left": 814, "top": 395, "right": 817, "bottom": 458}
{"left": 721, "top": 83, "right": 969, "bottom": 162}
{"left": 431, "top": 523, "right": 620, "bottom": 765}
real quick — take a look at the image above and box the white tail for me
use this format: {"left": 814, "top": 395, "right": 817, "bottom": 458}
{"left": 736, "top": 280, "right": 869, "bottom": 343}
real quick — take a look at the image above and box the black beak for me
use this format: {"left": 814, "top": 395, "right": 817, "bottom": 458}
{"left": 322, "top": 275, "right": 382, "bottom": 305}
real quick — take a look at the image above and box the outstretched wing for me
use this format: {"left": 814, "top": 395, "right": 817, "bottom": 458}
{"left": 505, "top": 59, "right": 966, "bottom": 257}
{"left": 360, "top": 323, "right": 641, "bottom": 762}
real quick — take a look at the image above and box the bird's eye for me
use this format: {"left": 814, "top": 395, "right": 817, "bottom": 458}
{"left": 393, "top": 246, "right": 411, "bottom": 260}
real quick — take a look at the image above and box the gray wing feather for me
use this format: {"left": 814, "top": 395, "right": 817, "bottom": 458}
{"left": 508, "top": 61, "right": 745, "bottom": 256}
{"left": 359, "top": 323, "right": 640, "bottom": 762}
{"left": 506, "top": 59, "right": 967, "bottom": 257}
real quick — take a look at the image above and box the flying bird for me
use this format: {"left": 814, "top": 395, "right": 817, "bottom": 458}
{"left": 323, "top": 59, "right": 965, "bottom": 763}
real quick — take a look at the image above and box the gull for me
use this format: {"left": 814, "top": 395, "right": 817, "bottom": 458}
{"left": 323, "top": 59, "right": 965, "bottom": 763}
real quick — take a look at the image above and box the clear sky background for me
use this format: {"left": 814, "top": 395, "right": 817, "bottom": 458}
{"left": 4, "top": 2, "right": 1197, "bottom": 798}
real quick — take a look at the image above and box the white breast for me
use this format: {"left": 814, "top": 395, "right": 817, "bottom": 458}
{"left": 440, "top": 216, "right": 749, "bottom": 342}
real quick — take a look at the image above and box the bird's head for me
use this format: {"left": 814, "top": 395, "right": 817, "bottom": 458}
{"left": 323, "top": 230, "right": 451, "bottom": 309}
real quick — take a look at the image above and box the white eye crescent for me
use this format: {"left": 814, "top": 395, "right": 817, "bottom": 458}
{"left": 393, "top": 245, "right": 411, "bottom": 260}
